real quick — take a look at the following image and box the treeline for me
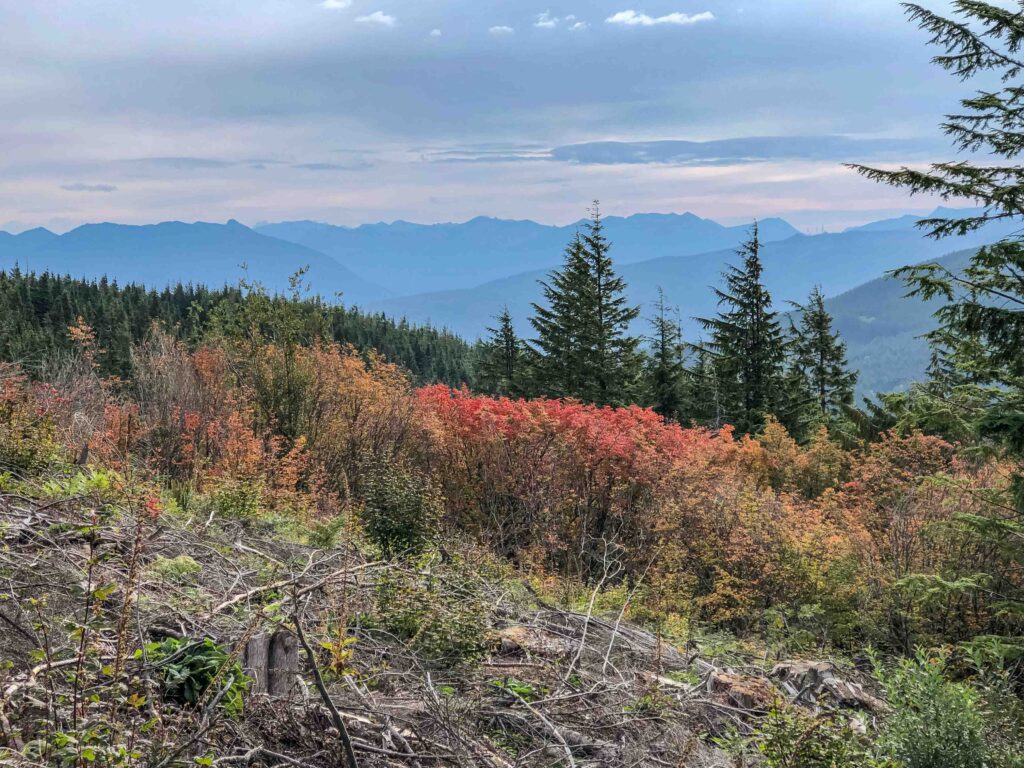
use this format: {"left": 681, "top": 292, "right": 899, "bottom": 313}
{"left": 0, "top": 269, "right": 473, "bottom": 385}
{"left": 474, "top": 207, "right": 857, "bottom": 442}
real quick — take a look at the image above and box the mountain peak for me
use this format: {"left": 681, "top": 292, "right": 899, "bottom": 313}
{"left": 14, "top": 227, "right": 58, "bottom": 243}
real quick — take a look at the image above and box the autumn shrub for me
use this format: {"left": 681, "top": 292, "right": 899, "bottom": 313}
{"left": 415, "top": 386, "right": 725, "bottom": 579}
{"left": 0, "top": 365, "right": 60, "bottom": 474}
{"left": 838, "top": 432, "right": 1021, "bottom": 651}
{"left": 304, "top": 345, "right": 417, "bottom": 498}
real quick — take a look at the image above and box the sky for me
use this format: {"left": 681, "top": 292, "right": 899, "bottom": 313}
{"left": 0, "top": 0, "right": 974, "bottom": 233}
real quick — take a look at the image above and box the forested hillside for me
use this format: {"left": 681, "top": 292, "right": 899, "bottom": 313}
{"left": 829, "top": 248, "right": 976, "bottom": 393}
{"left": 0, "top": 269, "right": 472, "bottom": 385}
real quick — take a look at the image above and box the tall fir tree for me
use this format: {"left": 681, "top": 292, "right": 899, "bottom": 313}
{"left": 530, "top": 204, "right": 642, "bottom": 405}
{"left": 852, "top": 1, "right": 1024, "bottom": 650}
{"left": 789, "top": 286, "right": 857, "bottom": 424}
{"left": 684, "top": 345, "right": 722, "bottom": 427}
{"left": 698, "top": 223, "right": 787, "bottom": 435}
{"left": 530, "top": 233, "right": 591, "bottom": 399}
{"left": 476, "top": 307, "right": 525, "bottom": 397}
{"left": 645, "top": 288, "right": 686, "bottom": 421}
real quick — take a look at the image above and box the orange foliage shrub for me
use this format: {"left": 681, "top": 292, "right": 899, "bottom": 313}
{"left": 418, "top": 388, "right": 691, "bottom": 567}
{"left": 7, "top": 327, "right": 1017, "bottom": 650}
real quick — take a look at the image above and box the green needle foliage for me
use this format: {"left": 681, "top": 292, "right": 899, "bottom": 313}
{"left": 645, "top": 288, "right": 688, "bottom": 421}
{"left": 698, "top": 224, "right": 789, "bottom": 435}
{"left": 529, "top": 203, "right": 642, "bottom": 406}
{"left": 788, "top": 286, "right": 858, "bottom": 427}
{"left": 852, "top": 0, "right": 1024, "bottom": 655}
{"left": 475, "top": 307, "right": 526, "bottom": 398}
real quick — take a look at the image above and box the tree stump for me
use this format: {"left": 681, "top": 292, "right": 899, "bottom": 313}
{"left": 268, "top": 631, "right": 300, "bottom": 698}
{"left": 244, "top": 631, "right": 299, "bottom": 698}
{"left": 244, "top": 633, "right": 271, "bottom": 695}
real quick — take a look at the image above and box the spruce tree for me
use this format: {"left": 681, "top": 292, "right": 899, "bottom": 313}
{"left": 852, "top": 1, "right": 1024, "bottom": 651}
{"left": 530, "top": 204, "right": 641, "bottom": 405}
{"left": 790, "top": 286, "right": 857, "bottom": 422}
{"left": 579, "top": 202, "right": 643, "bottom": 404}
{"left": 477, "top": 307, "right": 524, "bottom": 397}
{"left": 530, "top": 234, "right": 591, "bottom": 399}
{"left": 684, "top": 345, "right": 722, "bottom": 427}
{"left": 698, "top": 223, "right": 787, "bottom": 434}
{"left": 645, "top": 288, "right": 686, "bottom": 420}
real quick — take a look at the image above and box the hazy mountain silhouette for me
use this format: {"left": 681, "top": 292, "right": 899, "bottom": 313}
{"left": 256, "top": 213, "right": 800, "bottom": 296}
{"left": 0, "top": 220, "right": 387, "bottom": 303}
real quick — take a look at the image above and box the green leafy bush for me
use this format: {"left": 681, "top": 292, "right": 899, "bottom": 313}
{"left": 359, "top": 457, "right": 441, "bottom": 559}
{"left": 875, "top": 650, "right": 991, "bottom": 768}
{"left": 370, "top": 559, "right": 486, "bottom": 665}
{"left": 148, "top": 554, "right": 203, "bottom": 585}
{"left": 142, "top": 638, "right": 249, "bottom": 716}
{"left": 738, "top": 706, "right": 889, "bottom": 768}
{"left": 207, "top": 479, "right": 264, "bottom": 520}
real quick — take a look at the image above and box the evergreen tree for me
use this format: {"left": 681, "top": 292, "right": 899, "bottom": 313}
{"left": 476, "top": 307, "right": 524, "bottom": 397}
{"left": 530, "top": 204, "right": 641, "bottom": 405}
{"left": 645, "top": 288, "right": 686, "bottom": 420}
{"left": 698, "top": 223, "right": 787, "bottom": 435}
{"left": 530, "top": 234, "right": 591, "bottom": 399}
{"left": 790, "top": 286, "right": 857, "bottom": 423}
{"left": 852, "top": 1, "right": 1024, "bottom": 651}
{"left": 580, "top": 203, "right": 643, "bottom": 405}
{"left": 683, "top": 345, "right": 722, "bottom": 427}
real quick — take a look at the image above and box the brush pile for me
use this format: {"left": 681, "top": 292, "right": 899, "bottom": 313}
{"left": 0, "top": 490, "right": 884, "bottom": 767}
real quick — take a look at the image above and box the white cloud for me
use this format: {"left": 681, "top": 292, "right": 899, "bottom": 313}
{"left": 606, "top": 10, "right": 715, "bottom": 26}
{"left": 569, "top": 20, "right": 588, "bottom": 30}
{"left": 319, "top": 0, "right": 352, "bottom": 9}
{"left": 489, "top": 25, "right": 515, "bottom": 35}
{"left": 429, "top": 28, "right": 442, "bottom": 37}
{"left": 61, "top": 183, "right": 118, "bottom": 193}
{"left": 355, "top": 10, "right": 396, "bottom": 26}
{"left": 534, "top": 11, "right": 558, "bottom": 28}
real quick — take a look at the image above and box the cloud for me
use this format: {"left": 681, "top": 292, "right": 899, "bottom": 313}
{"left": 549, "top": 136, "right": 943, "bottom": 165}
{"left": 534, "top": 11, "right": 558, "bottom": 28}
{"left": 60, "top": 183, "right": 118, "bottom": 193}
{"left": 489, "top": 25, "right": 515, "bottom": 35}
{"left": 606, "top": 10, "right": 715, "bottom": 27}
{"left": 569, "top": 21, "right": 588, "bottom": 31}
{"left": 292, "top": 161, "right": 372, "bottom": 171}
{"left": 355, "top": 10, "right": 396, "bottom": 26}
{"left": 319, "top": 0, "right": 352, "bottom": 9}
{"left": 124, "top": 157, "right": 236, "bottom": 170}
{"left": 429, "top": 28, "right": 442, "bottom": 37}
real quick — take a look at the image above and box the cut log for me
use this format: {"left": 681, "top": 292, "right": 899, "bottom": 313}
{"left": 709, "top": 671, "right": 776, "bottom": 710}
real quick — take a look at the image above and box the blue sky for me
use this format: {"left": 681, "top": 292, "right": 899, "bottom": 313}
{"left": 0, "top": 0, "right": 970, "bottom": 232}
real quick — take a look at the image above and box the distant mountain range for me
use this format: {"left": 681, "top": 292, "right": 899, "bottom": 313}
{"left": 0, "top": 207, "right": 1014, "bottom": 395}
{"left": 0, "top": 219, "right": 387, "bottom": 303}
{"left": 254, "top": 214, "right": 800, "bottom": 296}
